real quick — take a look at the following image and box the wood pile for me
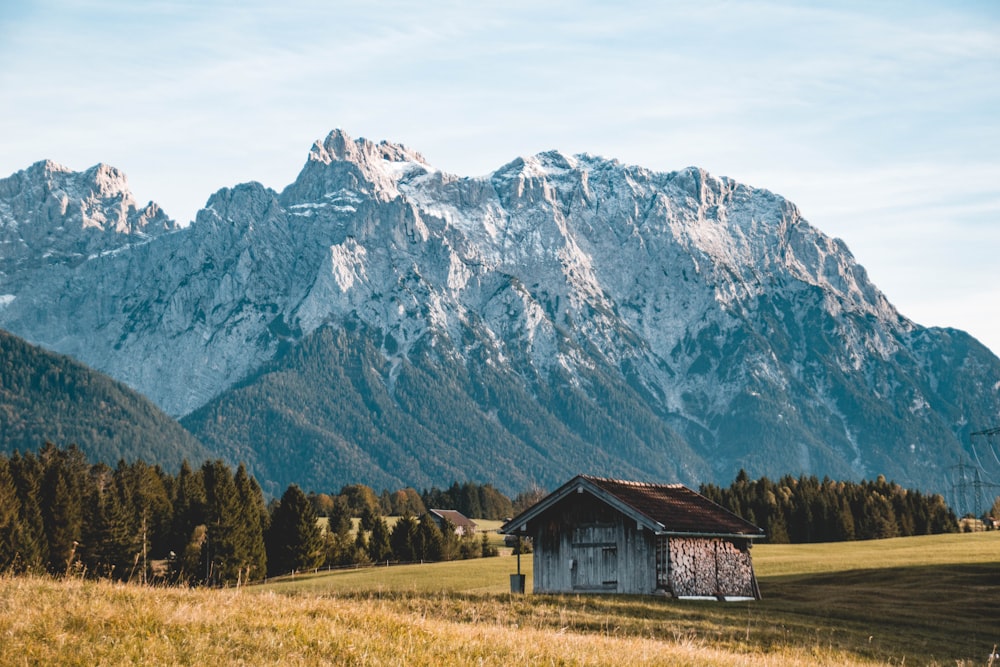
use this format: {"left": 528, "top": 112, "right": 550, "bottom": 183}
{"left": 668, "top": 537, "right": 754, "bottom": 597}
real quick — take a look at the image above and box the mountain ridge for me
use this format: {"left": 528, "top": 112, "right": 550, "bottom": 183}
{"left": 1, "top": 130, "right": 997, "bottom": 495}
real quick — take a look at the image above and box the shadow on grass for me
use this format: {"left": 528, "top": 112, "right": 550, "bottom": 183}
{"left": 263, "top": 559, "right": 999, "bottom": 665}
{"left": 754, "top": 562, "right": 999, "bottom": 664}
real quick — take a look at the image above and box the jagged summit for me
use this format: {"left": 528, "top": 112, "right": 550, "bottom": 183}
{"left": 309, "top": 128, "right": 429, "bottom": 168}
{"left": 287, "top": 129, "right": 434, "bottom": 204}
{"left": 0, "top": 160, "right": 175, "bottom": 281}
{"left": 0, "top": 130, "right": 997, "bottom": 495}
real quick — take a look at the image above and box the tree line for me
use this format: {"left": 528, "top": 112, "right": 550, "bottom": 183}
{"left": 310, "top": 481, "right": 514, "bottom": 522}
{"left": 0, "top": 444, "right": 967, "bottom": 585}
{"left": 700, "top": 470, "right": 958, "bottom": 543}
{"left": 0, "top": 444, "right": 499, "bottom": 586}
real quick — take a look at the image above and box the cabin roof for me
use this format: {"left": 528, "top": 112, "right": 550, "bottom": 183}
{"left": 428, "top": 508, "right": 477, "bottom": 530}
{"left": 501, "top": 475, "right": 764, "bottom": 538}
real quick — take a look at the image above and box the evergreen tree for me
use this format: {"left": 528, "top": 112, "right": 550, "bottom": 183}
{"left": 167, "top": 460, "right": 207, "bottom": 582}
{"left": 112, "top": 462, "right": 146, "bottom": 579}
{"left": 322, "top": 496, "right": 354, "bottom": 566}
{"left": 835, "top": 495, "right": 856, "bottom": 540}
{"left": 39, "top": 443, "right": 87, "bottom": 574}
{"left": 458, "top": 483, "right": 483, "bottom": 519}
{"left": 358, "top": 504, "right": 379, "bottom": 532}
{"left": 8, "top": 451, "right": 48, "bottom": 572}
{"left": 79, "top": 466, "right": 113, "bottom": 577}
{"left": 480, "top": 532, "right": 498, "bottom": 558}
{"left": 201, "top": 460, "right": 246, "bottom": 585}
{"left": 0, "top": 455, "right": 22, "bottom": 571}
{"left": 113, "top": 460, "right": 174, "bottom": 581}
{"left": 131, "top": 461, "right": 174, "bottom": 559}
{"left": 414, "top": 513, "right": 444, "bottom": 561}
{"left": 389, "top": 514, "right": 418, "bottom": 562}
{"left": 438, "top": 517, "right": 459, "bottom": 560}
{"left": 352, "top": 525, "right": 370, "bottom": 565}
{"left": 367, "top": 516, "right": 392, "bottom": 563}
{"left": 235, "top": 464, "right": 269, "bottom": 582}
{"left": 266, "top": 484, "right": 324, "bottom": 576}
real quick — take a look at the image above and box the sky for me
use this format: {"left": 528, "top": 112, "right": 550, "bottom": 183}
{"left": 2, "top": 1, "right": 999, "bottom": 353}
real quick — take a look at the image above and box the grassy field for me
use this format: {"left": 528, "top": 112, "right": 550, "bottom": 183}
{"left": 0, "top": 531, "right": 997, "bottom": 665}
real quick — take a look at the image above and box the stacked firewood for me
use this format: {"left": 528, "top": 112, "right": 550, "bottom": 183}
{"left": 668, "top": 537, "right": 754, "bottom": 597}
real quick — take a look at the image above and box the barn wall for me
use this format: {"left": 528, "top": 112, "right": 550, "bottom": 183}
{"left": 530, "top": 492, "right": 656, "bottom": 594}
{"left": 667, "top": 537, "right": 756, "bottom": 597}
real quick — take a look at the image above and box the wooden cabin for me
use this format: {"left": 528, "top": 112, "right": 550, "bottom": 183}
{"left": 427, "top": 509, "right": 477, "bottom": 537}
{"left": 500, "top": 475, "right": 764, "bottom": 599}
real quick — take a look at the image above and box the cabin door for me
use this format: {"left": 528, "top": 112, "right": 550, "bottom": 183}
{"left": 571, "top": 522, "right": 618, "bottom": 591}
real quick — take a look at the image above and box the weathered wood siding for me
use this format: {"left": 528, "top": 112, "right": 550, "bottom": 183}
{"left": 667, "top": 537, "right": 755, "bottom": 597}
{"left": 531, "top": 492, "right": 656, "bottom": 594}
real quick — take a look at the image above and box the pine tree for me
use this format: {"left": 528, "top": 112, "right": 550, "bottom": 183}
{"left": 234, "top": 464, "right": 268, "bottom": 582}
{"left": 39, "top": 444, "right": 87, "bottom": 574}
{"left": 835, "top": 496, "right": 856, "bottom": 540}
{"left": 201, "top": 460, "right": 245, "bottom": 585}
{"left": 111, "top": 462, "right": 145, "bottom": 580}
{"left": 353, "top": 526, "right": 370, "bottom": 565}
{"left": 414, "top": 513, "right": 444, "bottom": 561}
{"left": 389, "top": 514, "right": 418, "bottom": 562}
{"left": 0, "top": 455, "right": 22, "bottom": 571}
{"left": 79, "top": 466, "right": 114, "bottom": 578}
{"left": 167, "top": 461, "right": 206, "bottom": 583}
{"left": 438, "top": 517, "right": 459, "bottom": 560}
{"left": 168, "top": 461, "right": 206, "bottom": 556}
{"left": 129, "top": 461, "right": 174, "bottom": 560}
{"left": 266, "top": 484, "right": 324, "bottom": 576}
{"left": 8, "top": 451, "right": 48, "bottom": 572}
{"left": 480, "top": 532, "right": 498, "bottom": 558}
{"left": 323, "top": 496, "right": 354, "bottom": 566}
{"left": 367, "top": 516, "right": 392, "bottom": 563}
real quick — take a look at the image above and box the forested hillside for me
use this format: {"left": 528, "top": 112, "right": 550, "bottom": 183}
{"left": 181, "top": 321, "right": 692, "bottom": 496}
{"left": 0, "top": 329, "right": 207, "bottom": 468}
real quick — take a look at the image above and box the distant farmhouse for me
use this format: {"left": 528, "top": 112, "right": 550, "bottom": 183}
{"left": 500, "top": 475, "right": 765, "bottom": 599}
{"left": 428, "top": 509, "right": 477, "bottom": 537}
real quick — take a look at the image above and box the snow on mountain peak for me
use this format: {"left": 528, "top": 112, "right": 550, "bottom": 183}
{"left": 1, "top": 130, "right": 995, "bottom": 497}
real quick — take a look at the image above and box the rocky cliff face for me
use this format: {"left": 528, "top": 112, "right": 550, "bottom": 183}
{"left": 0, "top": 160, "right": 174, "bottom": 280}
{"left": 1, "top": 131, "right": 997, "bottom": 494}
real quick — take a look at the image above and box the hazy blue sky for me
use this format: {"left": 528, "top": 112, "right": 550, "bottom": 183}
{"left": 2, "top": 1, "right": 998, "bottom": 353}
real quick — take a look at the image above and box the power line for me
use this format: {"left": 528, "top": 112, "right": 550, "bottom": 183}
{"left": 954, "top": 427, "right": 1000, "bottom": 520}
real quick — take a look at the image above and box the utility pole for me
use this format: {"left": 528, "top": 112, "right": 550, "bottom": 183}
{"left": 950, "top": 458, "right": 973, "bottom": 518}
{"left": 959, "top": 427, "right": 1000, "bottom": 524}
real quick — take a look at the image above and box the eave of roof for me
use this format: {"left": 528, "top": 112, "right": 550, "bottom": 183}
{"left": 500, "top": 475, "right": 764, "bottom": 539}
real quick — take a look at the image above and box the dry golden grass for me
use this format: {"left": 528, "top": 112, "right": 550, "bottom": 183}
{"left": 2, "top": 531, "right": 997, "bottom": 666}
{"left": 0, "top": 574, "right": 875, "bottom": 666}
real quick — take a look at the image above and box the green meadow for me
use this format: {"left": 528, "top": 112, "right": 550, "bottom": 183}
{"left": 0, "top": 531, "right": 996, "bottom": 665}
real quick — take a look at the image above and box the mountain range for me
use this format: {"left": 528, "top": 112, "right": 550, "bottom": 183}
{"left": 1, "top": 130, "right": 997, "bottom": 497}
